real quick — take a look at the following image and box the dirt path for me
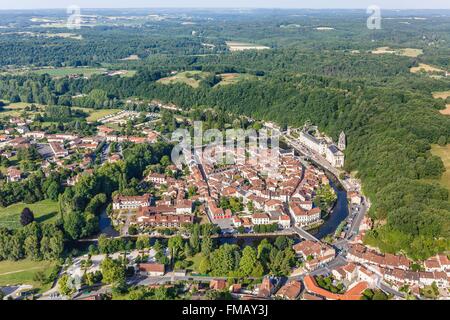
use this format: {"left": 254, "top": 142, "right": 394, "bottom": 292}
{"left": 0, "top": 266, "right": 42, "bottom": 276}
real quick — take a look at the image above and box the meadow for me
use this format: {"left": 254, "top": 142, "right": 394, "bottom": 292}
{"left": 371, "top": 47, "right": 423, "bottom": 58}
{"left": 215, "top": 73, "right": 259, "bottom": 86}
{"left": 157, "top": 71, "right": 212, "bottom": 88}
{"left": 432, "top": 91, "right": 450, "bottom": 115}
{"left": 0, "top": 199, "right": 59, "bottom": 230}
{"left": 0, "top": 259, "right": 57, "bottom": 292}
{"left": 410, "top": 63, "right": 446, "bottom": 74}
{"left": 225, "top": 41, "right": 270, "bottom": 51}
{"left": 430, "top": 144, "right": 450, "bottom": 193}
{"left": 72, "top": 107, "right": 121, "bottom": 122}
{"left": 32, "top": 67, "right": 107, "bottom": 78}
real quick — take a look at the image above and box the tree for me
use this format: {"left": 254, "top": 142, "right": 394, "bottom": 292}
{"left": 239, "top": 246, "right": 263, "bottom": 277}
{"left": 189, "top": 224, "right": 200, "bottom": 253}
{"left": 63, "top": 211, "right": 84, "bottom": 240}
{"left": 437, "top": 135, "right": 447, "bottom": 146}
{"left": 201, "top": 235, "right": 213, "bottom": 256}
{"left": 100, "top": 257, "right": 126, "bottom": 286}
{"left": 20, "top": 208, "right": 34, "bottom": 226}
{"left": 46, "top": 181, "right": 61, "bottom": 201}
{"left": 136, "top": 235, "right": 150, "bottom": 251}
{"left": 198, "top": 256, "right": 211, "bottom": 274}
{"left": 24, "top": 234, "right": 40, "bottom": 260}
{"left": 58, "top": 274, "right": 75, "bottom": 297}
{"left": 160, "top": 155, "right": 171, "bottom": 167}
{"left": 372, "top": 290, "right": 389, "bottom": 300}
{"left": 184, "top": 242, "right": 193, "bottom": 258}
{"left": 168, "top": 235, "right": 184, "bottom": 261}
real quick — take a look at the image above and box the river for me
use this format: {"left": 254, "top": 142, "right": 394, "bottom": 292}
{"left": 308, "top": 179, "right": 349, "bottom": 239}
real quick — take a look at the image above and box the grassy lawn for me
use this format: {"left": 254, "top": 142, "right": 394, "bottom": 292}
{"left": 0, "top": 259, "right": 57, "bottom": 292}
{"left": 0, "top": 102, "right": 45, "bottom": 118}
{"left": 0, "top": 199, "right": 59, "bottom": 230}
{"left": 157, "top": 71, "right": 211, "bottom": 88}
{"left": 72, "top": 107, "right": 121, "bottom": 122}
{"left": 186, "top": 253, "right": 204, "bottom": 273}
{"left": 430, "top": 144, "right": 450, "bottom": 192}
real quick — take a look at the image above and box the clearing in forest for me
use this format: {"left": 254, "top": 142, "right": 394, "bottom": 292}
{"left": 430, "top": 145, "right": 450, "bottom": 192}
{"left": 157, "top": 71, "right": 211, "bottom": 88}
{"left": 431, "top": 91, "right": 450, "bottom": 115}
{"left": 371, "top": 47, "right": 423, "bottom": 57}
{"left": 226, "top": 41, "right": 270, "bottom": 51}
{"left": 410, "top": 63, "right": 446, "bottom": 74}
{"left": 215, "top": 73, "right": 259, "bottom": 86}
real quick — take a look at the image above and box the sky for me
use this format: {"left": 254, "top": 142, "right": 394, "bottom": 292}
{"left": 1, "top": 0, "right": 450, "bottom": 10}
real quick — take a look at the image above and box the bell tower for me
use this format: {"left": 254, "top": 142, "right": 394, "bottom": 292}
{"left": 338, "top": 131, "right": 346, "bottom": 151}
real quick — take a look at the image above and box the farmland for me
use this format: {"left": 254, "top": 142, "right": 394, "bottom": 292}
{"left": 371, "top": 47, "right": 423, "bottom": 57}
{"left": 226, "top": 41, "right": 270, "bottom": 51}
{"left": 0, "top": 199, "right": 60, "bottom": 230}
{"left": 410, "top": 63, "right": 446, "bottom": 74}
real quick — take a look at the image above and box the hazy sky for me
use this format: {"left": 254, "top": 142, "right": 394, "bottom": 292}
{"left": 1, "top": 0, "right": 450, "bottom": 10}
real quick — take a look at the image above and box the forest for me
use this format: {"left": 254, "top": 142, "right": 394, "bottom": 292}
{"left": 1, "top": 9, "right": 450, "bottom": 260}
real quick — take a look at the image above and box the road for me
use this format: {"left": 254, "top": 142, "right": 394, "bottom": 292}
{"left": 347, "top": 200, "right": 369, "bottom": 240}
{"left": 120, "top": 210, "right": 134, "bottom": 236}
{"left": 379, "top": 281, "right": 406, "bottom": 299}
{"left": 290, "top": 226, "right": 320, "bottom": 242}
{"left": 283, "top": 132, "right": 370, "bottom": 244}
{"left": 284, "top": 135, "right": 340, "bottom": 178}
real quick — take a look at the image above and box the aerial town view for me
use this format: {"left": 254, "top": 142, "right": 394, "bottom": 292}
{"left": 0, "top": 0, "right": 449, "bottom": 311}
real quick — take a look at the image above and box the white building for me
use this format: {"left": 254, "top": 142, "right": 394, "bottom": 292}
{"left": 175, "top": 199, "right": 193, "bottom": 215}
{"left": 278, "top": 215, "right": 291, "bottom": 229}
{"left": 112, "top": 194, "right": 152, "bottom": 210}
{"left": 299, "top": 129, "right": 345, "bottom": 168}
{"left": 299, "top": 131, "right": 327, "bottom": 154}
{"left": 289, "top": 203, "right": 321, "bottom": 226}
{"left": 325, "top": 145, "right": 345, "bottom": 168}
{"left": 251, "top": 213, "right": 270, "bottom": 225}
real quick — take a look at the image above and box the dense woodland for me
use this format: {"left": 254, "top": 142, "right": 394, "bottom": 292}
{"left": 1, "top": 9, "right": 450, "bottom": 260}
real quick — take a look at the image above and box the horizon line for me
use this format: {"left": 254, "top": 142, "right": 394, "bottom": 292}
{"left": 1, "top": 7, "right": 450, "bottom": 11}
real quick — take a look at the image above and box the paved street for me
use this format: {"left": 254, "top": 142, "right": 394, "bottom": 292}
{"left": 290, "top": 226, "right": 319, "bottom": 242}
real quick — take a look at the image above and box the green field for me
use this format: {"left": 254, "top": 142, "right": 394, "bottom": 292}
{"left": 215, "top": 73, "right": 259, "bottom": 86}
{"left": 72, "top": 107, "right": 121, "bottom": 122}
{"left": 186, "top": 253, "right": 204, "bottom": 272}
{"left": 0, "top": 259, "right": 57, "bottom": 292}
{"left": 157, "top": 71, "right": 211, "bottom": 88}
{"left": 0, "top": 199, "right": 60, "bottom": 230}
{"left": 430, "top": 144, "right": 450, "bottom": 192}
{"left": 0, "top": 102, "right": 28, "bottom": 117}
{"left": 32, "top": 67, "right": 107, "bottom": 78}
{"left": 0, "top": 102, "right": 46, "bottom": 118}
